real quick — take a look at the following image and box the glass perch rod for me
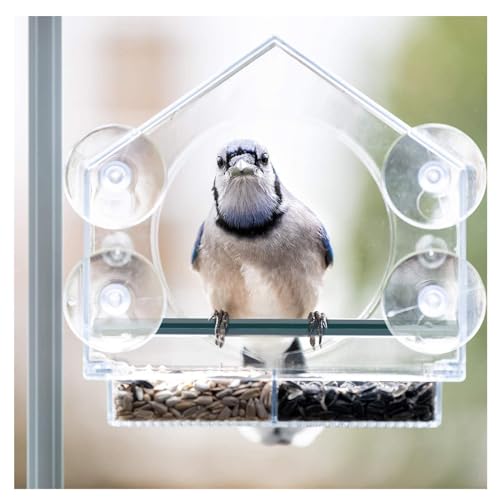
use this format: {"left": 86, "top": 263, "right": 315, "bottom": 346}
{"left": 156, "top": 319, "right": 392, "bottom": 336}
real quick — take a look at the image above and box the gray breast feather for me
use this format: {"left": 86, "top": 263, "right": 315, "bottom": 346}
{"left": 193, "top": 192, "right": 332, "bottom": 319}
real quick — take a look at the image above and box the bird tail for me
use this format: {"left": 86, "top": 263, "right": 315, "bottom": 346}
{"left": 240, "top": 337, "right": 318, "bottom": 446}
{"left": 238, "top": 426, "right": 323, "bottom": 446}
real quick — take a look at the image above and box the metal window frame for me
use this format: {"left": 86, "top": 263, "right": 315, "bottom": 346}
{"left": 28, "top": 16, "right": 63, "bottom": 489}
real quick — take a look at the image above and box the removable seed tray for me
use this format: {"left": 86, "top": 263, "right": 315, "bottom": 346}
{"left": 63, "top": 37, "right": 486, "bottom": 429}
{"left": 108, "top": 374, "right": 441, "bottom": 429}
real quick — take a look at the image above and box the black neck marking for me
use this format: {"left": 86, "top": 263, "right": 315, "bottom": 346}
{"left": 215, "top": 207, "right": 285, "bottom": 237}
{"left": 212, "top": 174, "right": 286, "bottom": 238}
{"left": 273, "top": 167, "right": 283, "bottom": 203}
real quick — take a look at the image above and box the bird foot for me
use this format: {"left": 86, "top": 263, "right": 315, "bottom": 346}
{"left": 210, "top": 309, "right": 229, "bottom": 348}
{"left": 307, "top": 311, "right": 327, "bottom": 349}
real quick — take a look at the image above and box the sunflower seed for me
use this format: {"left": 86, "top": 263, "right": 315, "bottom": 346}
{"left": 260, "top": 383, "right": 271, "bottom": 404}
{"left": 232, "top": 387, "right": 250, "bottom": 396}
{"left": 116, "top": 410, "right": 133, "bottom": 417}
{"left": 134, "top": 409, "right": 153, "bottom": 419}
{"left": 150, "top": 402, "right": 167, "bottom": 416}
{"left": 113, "top": 377, "right": 275, "bottom": 423}
{"left": 215, "top": 388, "right": 233, "bottom": 399}
{"left": 194, "top": 396, "right": 213, "bottom": 406}
{"left": 154, "top": 390, "right": 173, "bottom": 402}
{"left": 183, "top": 405, "right": 202, "bottom": 418}
{"left": 181, "top": 390, "right": 200, "bottom": 399}
{"left": 170, "top": 408, "right": 182, "bottom": 418}
{"left": 135, "top": 380, "right": 154, "bottom": 389}
{"left": 222, "top": 396, "right": 239, "bottom": 407}
{"left": 175, "top": 400, "right": 196, "bottom": 411}
{"left": 194, "top": 381, "right": 210, "bottom": 392}
{"left": 219, "top": 407, "right": 231, "bottom": 419}
{"left": 120, "top": 395, "right": 133, "bottom": 412}
{"left": 246, "top": 398, "right": 256, "bottom": 418}
{"left": 207, "top": 401, "right": 224, "bottom": 411}
{"left": 134, "top": 386, "right": 144, "bottom": 401}
{"left": 240, "top": 388, "right": 261, "bottom": 400}
{"left": 277, "top": 380, "right": 436, "bottom": 422}
{"left": 165, "top": 396, "right": 182, "bottom": 407}
{"left": 255, "top": 399, "right": 268, "bottom": 419}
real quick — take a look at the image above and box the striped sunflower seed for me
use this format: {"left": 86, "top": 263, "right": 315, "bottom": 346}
{"left": 215, "top": 388, "right": 233, "bottom": 399}
{"left": 255, "top": 399, "right": 268, "bottom": 419}
{"left": 165, "top": 396, "right": 181, "bottom": 407}
{"left": 175, "top": 400, "right": 196, "bottom": 411}
{"left": 134, "top": 409, "right": 153, "bottom": 419}
{"left": 170, "top": 408, "right": 182, "bottom": 418}
{"left": 219, "top": 407, "right": 231, "bottom": 419}
{"left": 183, "top": 405, "right": 202, "bottom": 418}
{"left": 194, "top": 396, "right": 213, "bottom": 406}
{"left": 222, "top": 396, "right": 239, "bottom": 407}
{"left": 154, "top": 390, "right": 173, "bottom": 402}
{"left": 240, "top": 388, "right": 261, "bottom": 400}
{"left": 150, "top": 402, "right": 167, "bottom": 415}
{"left": 246, "top": 398, "right": 256, "bottom": 418}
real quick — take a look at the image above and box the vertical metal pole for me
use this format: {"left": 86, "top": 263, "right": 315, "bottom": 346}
{"left": 28, "top": 16, "right": 63, "bottom": 489}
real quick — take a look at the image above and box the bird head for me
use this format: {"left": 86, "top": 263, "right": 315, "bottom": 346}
{"left": 212, "top": 139, "right": 283, "bottom": 233}
{"left": 214, "top": 139, "right": 274, "bottom": 187}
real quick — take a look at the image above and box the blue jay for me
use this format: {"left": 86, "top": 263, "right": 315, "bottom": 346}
{"left": 191, "top": 139, "right": 333, "bottom": 446}
{"left": 192, "top": 139, "right": 333, "bottom": 357}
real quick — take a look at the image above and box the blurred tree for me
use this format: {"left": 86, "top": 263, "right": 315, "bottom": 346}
{"left": 350, "top": 16, "right": 486, "bottom": 487}
{"left": 388, "top": 15, "right": 487, "bottom": 398}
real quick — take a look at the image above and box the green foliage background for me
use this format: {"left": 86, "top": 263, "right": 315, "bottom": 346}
{"left": 345, "top": 17, "right": 486, "bottom": 488}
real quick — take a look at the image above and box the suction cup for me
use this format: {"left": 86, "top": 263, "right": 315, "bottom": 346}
{"left": 382, "top": 124, "right": 486, "bottom": 229}
{"left": 382, "top": 251, "right": 485, "bottom": 354}
{"left": 65, "top": 124, "right": 167, "bottom": 229}
{"left": 64, "top": 249, "right": 166, "bottom": 353}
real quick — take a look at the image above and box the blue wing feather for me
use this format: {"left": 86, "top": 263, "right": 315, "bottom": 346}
{"left": 191, "top": 222, "right": 205, "bottom": 266}
{"left": 319, "top": 225, "right": 334, "bottom": 268}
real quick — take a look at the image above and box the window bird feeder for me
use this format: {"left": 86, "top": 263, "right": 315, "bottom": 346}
{"left": 63, "top": 37, "right": 486, "bottom": 432}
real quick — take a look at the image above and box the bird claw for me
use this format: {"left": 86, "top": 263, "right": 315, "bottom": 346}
{"left": 307, "top": 311, "right": 327, "bottom": 350}
{"left": 210, "top": 309, "right": 229, "bottom": 348}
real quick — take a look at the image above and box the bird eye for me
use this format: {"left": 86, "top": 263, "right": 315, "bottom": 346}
{"left": 261, "top": 153, "right": 269, "bottom": 165}
{"left": 217, "top": 156, "right": 224, "bottom": 168}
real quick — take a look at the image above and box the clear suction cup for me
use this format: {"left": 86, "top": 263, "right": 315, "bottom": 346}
{"left": 382, "top": 124, "right": 486, "bottom": 229}
{"left": 64, "top": 249, "right": 166, "bottom": 353}
{"left": 382, "top": 251, "right": 486, "bottom": 354}
{"left": 65, "top": 124, "right": 167, "bottom": 229}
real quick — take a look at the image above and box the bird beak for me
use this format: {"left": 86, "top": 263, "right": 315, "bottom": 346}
{"left": 229, "top": 159, "right": 257, "bottom": 178}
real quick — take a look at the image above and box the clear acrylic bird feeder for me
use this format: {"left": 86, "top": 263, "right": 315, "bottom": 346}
{"left": 63, "top": 37, "right": 486, "bottom": 429}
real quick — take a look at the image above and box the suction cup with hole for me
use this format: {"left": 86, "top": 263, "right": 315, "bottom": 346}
{"left": 64, "top": 249, "right": 166, "bottom": 353}
{"left": 382, "top": 250, "right": 486, "bottom": 354}
{"left": 65, "top": 124, "right": 167, "bottom": 229}
{"left": 382, "top": 124, "right": 486, "bottom": 229}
